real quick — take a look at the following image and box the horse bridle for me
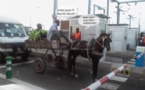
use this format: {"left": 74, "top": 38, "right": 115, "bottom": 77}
{"left": 94, "top": 37, "right": 107, "bottom": 48}
{"left": 86, "top": 37, "right": 106, "bottom": 62}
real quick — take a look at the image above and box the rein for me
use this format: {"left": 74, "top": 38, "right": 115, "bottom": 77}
{"left": 94, "top": 37, "right": 105, "bottom": 48}
{"left": 87, "top": 37, "right": 105, "bottom": 62}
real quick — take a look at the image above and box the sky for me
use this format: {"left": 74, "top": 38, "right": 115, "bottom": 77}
{"left": 0, "top": 0, "right": 144, "bottom": 31}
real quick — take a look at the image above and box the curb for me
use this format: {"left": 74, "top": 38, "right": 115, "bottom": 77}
{"left": 30, "top": 51, "right": 112, "bottom": 74}
{"left": 130, "top": 66, "right": 145, "bottom": 79}
{"left": 106, "top": 51, "right": 135, "bottom": 59}
{"left": 30, "top": 52, "right": 92, "bottom": 68}
{"left": 31, "top": 50, "right": 145, "bottom": 77}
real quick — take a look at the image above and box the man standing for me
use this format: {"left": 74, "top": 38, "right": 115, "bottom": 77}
{"left": 73, "top": 28, "right": 81, "bottom": 40}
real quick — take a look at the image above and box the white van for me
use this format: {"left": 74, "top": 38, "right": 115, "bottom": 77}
{"left": 0, "top": 16, "right": 31, "bottom": 62}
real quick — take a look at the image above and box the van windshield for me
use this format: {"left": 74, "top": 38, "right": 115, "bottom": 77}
{"left": 0, "top": 23, "right": 26, "bottom": 37}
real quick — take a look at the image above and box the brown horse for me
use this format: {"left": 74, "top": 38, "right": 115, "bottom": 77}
{"left": 67, "top": 33, "right": 112, "bottom": 81}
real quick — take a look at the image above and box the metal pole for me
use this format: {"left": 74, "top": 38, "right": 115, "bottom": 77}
{"left": 129, "top": 17, "right": 131, "bottom": 28}
{"left": 6, "top": 56, "right": 13, "bottom": 79}
{"left": 53, "top": 0, "right": 58, "bottom": 15}
{"left": 93, "top": 4, "right": 95, "bottom": 14}
{"left": 117, "top": 3, "right": 120, "bottom": 24}
{"left": 103, "top": 10, "right": 105, "bottom": 15}
{"left": 53, "top": 0, "right": 58, "bottom": 22}
{"left": 107, "top": 0, "right": 109, "bottom": 17}
{"left": 88, "top": 0, "right": 91, "bottom": 14}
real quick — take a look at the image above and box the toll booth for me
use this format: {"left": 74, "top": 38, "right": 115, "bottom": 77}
{"left": 60, "top": 14, "right": 109, "bottom": 41}
{"left": 127, "top": 28, "right": 138, "bottom": 50}
{"left": 107, "top": 24, "right": 128, "bottom": 52}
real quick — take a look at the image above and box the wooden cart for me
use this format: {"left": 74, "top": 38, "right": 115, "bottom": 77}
{"left": 25, "top": 39, "right": 69, "bottom": 74}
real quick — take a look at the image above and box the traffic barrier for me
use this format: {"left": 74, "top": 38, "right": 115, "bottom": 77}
{"left": 135, "top": 52, "right": 144, "bottom": 60}
{"left": 112, "top": 68, "right": 130, "bottom": 75}
{"left": 6, "top": 56, "right": 13, "bottom": 79}
{"left": 82, "top": 64, "right": 128, "bottom": 90}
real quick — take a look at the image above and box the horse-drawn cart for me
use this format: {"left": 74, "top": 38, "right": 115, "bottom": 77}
{"left": 25, "top": 39, "right": 69, "bottom": 74}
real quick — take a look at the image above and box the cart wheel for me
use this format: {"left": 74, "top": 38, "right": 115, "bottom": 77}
{"left": 34, "top": 58, "right": 46, "bottom": 74}
{"left": 55, "top": 56, "right": 64, "bottom": 69}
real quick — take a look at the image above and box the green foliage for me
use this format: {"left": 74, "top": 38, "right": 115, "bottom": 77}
{"left": 29, "top": 29, "right": 47, "bottom": 41}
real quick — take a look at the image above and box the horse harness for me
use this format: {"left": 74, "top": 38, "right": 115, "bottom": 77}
{"left": 87, "top": 37, "right": 106, "bottom": 59}
{"left": 70, "top": 37, "right": 105, "bottom": 62}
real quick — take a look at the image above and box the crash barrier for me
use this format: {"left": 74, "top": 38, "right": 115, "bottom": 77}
{"left": 6, "top": 56, "right": 13, "bottom": 79}
{"left": 82, "top": 64, "right": 128, "bottom": 90}
{"left": 112, "top": 68, "right": 130, "bottom": 75}
{"left": 135, "top": 46, "right": 145, "bottom": 67}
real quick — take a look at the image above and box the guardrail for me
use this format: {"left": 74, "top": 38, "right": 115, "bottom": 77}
{"left": 82, "top": 64, "right": 128, "bottom": 90}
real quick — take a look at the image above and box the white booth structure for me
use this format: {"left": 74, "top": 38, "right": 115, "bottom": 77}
{"left": 127, "top": 28, "right": 138, "bottom": 50}
{"left": 107, "top": 24, "right": 128, "bottom": 52}
{"left": 68, "top": 14, "right": 109, "bottom": 41}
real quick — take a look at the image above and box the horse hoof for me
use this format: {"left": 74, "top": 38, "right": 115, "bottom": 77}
{"left": 70, "top": 73, "right": 73, "bottom": 75}
{"left": 95, "top": 79, "right": 98, "bottom": 82}
{"left": 93, "top": 78, "right": 98, "bottom": 82}
{"left": 74, "top": 74, "right": 78, "bottom": 78}
{"left": 89, "top": 69, "right": 93, "bottom": 74}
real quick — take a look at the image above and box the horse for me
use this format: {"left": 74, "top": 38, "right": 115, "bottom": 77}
{"left": 67, "top": 33, "right": 112, "bottom": 81}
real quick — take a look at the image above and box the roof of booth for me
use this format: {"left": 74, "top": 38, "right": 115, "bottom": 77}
{"left": 69, "top": 14, "right": 110, "bottom": 19}
{"left": 108, "top": 24, "right": 129, "bottom": 26}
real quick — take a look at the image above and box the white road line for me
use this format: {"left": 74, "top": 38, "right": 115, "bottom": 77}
{"left": 110, "top": 76, "right": 128, "bottom": 82}
{"left": 99, "top": 76, "right": 128, "bottom": 90}
{"left": 127, "top": 61, "right": 135, "bottom": 64}
{"left": 100, "top": 82, "right": 120, "bottom": 90}
{"left": 0, "top": 60, "right": 34, "bottom": 69}
{"left": 0, "top": 84, "right": 36, "bottom": 90}
{"left": 0, "top": 73, "right": 47, "bottom": 90}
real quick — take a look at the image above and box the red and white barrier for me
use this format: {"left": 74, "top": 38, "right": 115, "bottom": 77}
{"left": 135, "top": 52, "right": 145, "bottom": 60}
{"left": 82, "top": 64, "right": 128, "bottom": 90}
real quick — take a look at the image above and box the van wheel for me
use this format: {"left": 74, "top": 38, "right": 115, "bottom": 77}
{"left": 0, "top": 53, "right": 5, "bottom": 63}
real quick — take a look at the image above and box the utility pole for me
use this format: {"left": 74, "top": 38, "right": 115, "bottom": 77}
{"left": 107, "top": 0, "right": 109, "bottom": 17}
{"left": 93, "top": 4, "right": 105, "bottom": 15}
{"left": 88, "top": 0, "right": 91, "bottom": 14}
{"left": 127, "top": 15, "right": 136, "bottom": 28}
{"left": 111, "top": 0, "right": 145, "bottom": 24}
{"left": 116, "top": 3, "right": 120, "bottom": 24}
{"left": 53, "top": 0, "right": 58, "bottom": 23}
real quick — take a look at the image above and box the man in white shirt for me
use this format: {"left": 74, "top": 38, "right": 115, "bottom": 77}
{"left": 47, "top": 20, "right": 60, "bottom": 41}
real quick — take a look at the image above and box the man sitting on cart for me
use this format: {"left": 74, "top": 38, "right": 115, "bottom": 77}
{"left": 47, "top": 20, "right": 60, "bottom": 42}
{"left": 29, "top": 23, "right": 47, "bottom": 41}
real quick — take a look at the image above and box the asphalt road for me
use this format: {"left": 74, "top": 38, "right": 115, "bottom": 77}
{"left": 0, "top": 56, "right": 145, "bottom": 90}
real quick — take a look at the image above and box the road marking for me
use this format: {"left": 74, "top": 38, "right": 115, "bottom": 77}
{"left": 99, "top": 76, "right": 128, "bottom": 90}
{"left": 0, "top": 60, "right": 34, "bottom": 69}
{"left": 127, "top": 61, "right": 135, "bottom": 64}
{"left": 0, "top": 73, "right": 46, "bottom": 90}
{"left": 100, "top": 82, "right": 120, "bottom": 90}
{"left": 110, "top": 76, "right": 128, "bottom": 82}
{"left": 0, "top": 84, "right": 36, "bottom": 90}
